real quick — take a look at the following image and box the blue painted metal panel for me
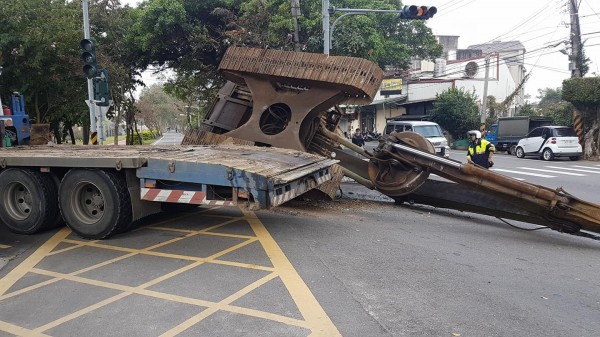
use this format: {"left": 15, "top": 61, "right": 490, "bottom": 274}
{"left": 136, "top": 159, "right": 272, "bottom": 190}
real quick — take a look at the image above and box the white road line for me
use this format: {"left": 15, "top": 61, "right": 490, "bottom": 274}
{"left": 572, "top": 165, "right": 600, "bottom": 170}
{"left": 546, "top": 166, "right": 600, "bottom": 174}
{"left": 517, "top": 167, "right": 586, "bottom": 176}
{"left": 490, "top": 168, "right": 555, "bottom": 178}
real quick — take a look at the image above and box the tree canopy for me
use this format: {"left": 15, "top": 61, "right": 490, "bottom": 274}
{"left": 429, "top": 87, "right": 480, "bottom": 140}
{"left": 1, "top": 0, "right": 443, "bottom": 141}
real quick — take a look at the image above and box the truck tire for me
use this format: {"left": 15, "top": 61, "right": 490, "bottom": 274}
{"left": 0, "top": 168, "right": 61, "bottom": 234}
{"left": 59, "top": 169, "right": 132, "bottom": 239}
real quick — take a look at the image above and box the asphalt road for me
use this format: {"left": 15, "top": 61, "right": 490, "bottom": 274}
{"left": 1, "top": 140, "right": 599, "bottom": 336}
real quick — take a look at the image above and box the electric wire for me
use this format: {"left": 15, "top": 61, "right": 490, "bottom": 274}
{"left": 495, "top": 217, "right": 549, "bottom": 231}
{"left": 400, "top": 0, "right": 600, "bottom": 97}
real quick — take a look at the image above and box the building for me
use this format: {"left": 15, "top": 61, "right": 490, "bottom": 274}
{"left": 347, "top": 36, "right": 527, "bottom": 135}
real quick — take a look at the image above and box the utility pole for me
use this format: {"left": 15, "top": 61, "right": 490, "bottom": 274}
{"left": 82, "top": 0, "right": 98, "bottom": 144}
{"left": 569, "top": 0, "right": 582, "bottom": 78}
{"left": 569, "top": 0, "right": 584, "bottom": 145}
{"left": 291, "top": 0, "right": 301, "bottom": 51}
{"left": 323, "top": 0, "right": 330, "bottom": 55}
{"left": 480, "top": 56, "right": 490, "bottom": 130}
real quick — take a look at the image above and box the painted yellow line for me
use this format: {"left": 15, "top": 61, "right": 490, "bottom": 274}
{"left": 160, "top": 273, "right": 280, "bottom": 337}
{"left": 0, "top": 320, "right": 50, "bottom": 337}
{"left": 0, "top": 227, "right": 71, "bottom": 296}
{"left": 0, "top": 244, "right": 11, "bottom": 249}
{"left": 30, "top": 268, "right": 309, "bottom": 328}
{"left": 34, "top": 292, "right": 131, "bottom": 333}
{"left": 244, "top": 210, "right": 342, "bottom": 337}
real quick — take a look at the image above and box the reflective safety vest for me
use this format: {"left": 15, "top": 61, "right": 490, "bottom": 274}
{"left": 467, "top": 139, "right": 495, "bottom": 167}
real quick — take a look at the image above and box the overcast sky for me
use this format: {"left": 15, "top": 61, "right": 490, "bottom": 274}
{"left": 425, "top": 0, "right": 599, "bottom": 100}
{"left": 123, "top": 0, "right": 599, "bottom": 101}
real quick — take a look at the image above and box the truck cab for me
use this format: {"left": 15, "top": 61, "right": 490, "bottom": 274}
{"left": 484, "top": 116, "right": 552, "bottom": 154}
{"left": 0, "top": 93, "right": 31, "bottom": 146}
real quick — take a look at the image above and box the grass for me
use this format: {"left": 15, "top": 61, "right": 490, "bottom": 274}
{"left": 73, "top": 135, "right": 156, "bottom": 145}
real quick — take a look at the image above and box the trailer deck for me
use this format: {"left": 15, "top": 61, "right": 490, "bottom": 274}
{"left": 0, "top": 144, "right": 337, "bottom": 239}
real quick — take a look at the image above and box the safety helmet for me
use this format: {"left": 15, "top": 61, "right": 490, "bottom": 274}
{"left": 467, "top": 130, "right": 481, "bottom": 138}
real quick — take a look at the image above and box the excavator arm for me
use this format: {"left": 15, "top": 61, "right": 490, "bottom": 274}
{"left": 185, "top": 46, "right": 600, "bottom": 236}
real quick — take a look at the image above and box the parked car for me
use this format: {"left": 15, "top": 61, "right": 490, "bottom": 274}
{"left": 384, "top": 120, "right": 450, "bottom": 157}
{"left": 514, "top": 126, "right": 582, "bottom": 161}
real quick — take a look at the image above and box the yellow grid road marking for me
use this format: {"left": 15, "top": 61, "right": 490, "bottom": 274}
{"left": 0, "top": 209, "right": 340, "bottom": 336}
{"left": 0, "top": 227, "right": 70, "bottom": 296}
{"left": 161, "top": 273, "right": 280, "bottom": 336}
{"left": 244, "top": 210, "right": 342, "bottom": 337}
{"left": 0, "top": 320, "right": 50, "bottom": 337}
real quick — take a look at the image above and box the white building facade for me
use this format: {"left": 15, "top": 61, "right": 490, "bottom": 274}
{"left": 350, "top": 37, "right": 527, "bottom": 135}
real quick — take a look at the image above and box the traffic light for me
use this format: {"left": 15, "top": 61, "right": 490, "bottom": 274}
{"left": 399, "top": 5, "right": 437, "bottom": 20}
{"left": 94, "top": 69, "right": 111, "bottom": 106}
{"left": 80, "top": 39, "right": 99, "bottom": 78}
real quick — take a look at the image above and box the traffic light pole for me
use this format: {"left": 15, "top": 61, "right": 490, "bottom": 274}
{"left": 323, "top": 0, "right": 330, "bottom": 55}
{"left": 323, "top": 2, "right": 436, "bottom": 55}
{"left": 82, "top": 0, "right": 103, "bottom": 144}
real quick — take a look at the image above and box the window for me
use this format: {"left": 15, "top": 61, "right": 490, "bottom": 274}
{"left": 552, "top": 127, "right": 577, "bottom": 137}
{"left": 414, "top": 125, "right": 443, "bottom": 137}
{"left": 527, "top": 127, "right": 544, "bottom": 138}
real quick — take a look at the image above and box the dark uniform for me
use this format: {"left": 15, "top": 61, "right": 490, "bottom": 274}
{"left": 467, "top": 137, "right": 495, "bottom": 169}
{"left": 352, "top": 130, "right": 365, "bottom": 147}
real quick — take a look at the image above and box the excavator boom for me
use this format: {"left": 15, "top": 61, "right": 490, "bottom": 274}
{"left": 185, "top": 46, "right": 600, "bottom": 236}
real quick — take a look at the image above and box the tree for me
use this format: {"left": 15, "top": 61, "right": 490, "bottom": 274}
{"left": 515, "top": 102, "right": 537, "bottom": 117}
{"left": 0, "top": 0, "right": 86, "bottom": 134}
{"left": 136, "top": 84, "right": 187, "bottom": 135}
{"left": 0, "top": 0, "right": 141, "bottom": 144}
{"left": 126, "top": 0, "right": 443, "bottom": 105}
{"left": 536, "top": 87, "right": 571, "bottom": 126}
{"left": 562, "top": 77, "right": 600, "bottom": 160}
{"left": 430, "top": 87, "right": 480, "bottom": 140}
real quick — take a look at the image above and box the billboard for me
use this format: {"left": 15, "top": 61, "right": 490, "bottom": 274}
{"left": 380, "top": 79, "right": 402, "bottom": 95}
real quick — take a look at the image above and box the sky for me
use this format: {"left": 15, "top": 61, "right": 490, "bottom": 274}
{"left": 123, "top": 0, "right": 600, "bottom": 101}
{"left": 425, "top": 0, "right": 600, "bottom": 100}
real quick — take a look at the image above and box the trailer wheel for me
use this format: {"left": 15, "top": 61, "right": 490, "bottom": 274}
{"left": 0, "top": 168, "right": 61, "bottom": 234}
{"left": 59, "top": 169, "right": 132, "bottom": 239}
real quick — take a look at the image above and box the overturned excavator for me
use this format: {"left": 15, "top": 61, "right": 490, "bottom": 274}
{"left": 183, "top": 46, "right": 600, "bottom": 236}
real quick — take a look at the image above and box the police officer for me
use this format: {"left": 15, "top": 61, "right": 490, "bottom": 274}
{"left": 466, "top": 130, "right": 495, "bottom": 169}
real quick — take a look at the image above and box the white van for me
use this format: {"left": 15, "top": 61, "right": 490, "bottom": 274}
{"left": 384, "top": 120, "right": 450, "bottom": 157}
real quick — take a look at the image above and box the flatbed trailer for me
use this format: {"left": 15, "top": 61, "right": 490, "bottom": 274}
{"left": 0, "top": 144, "right": 336, "bottom": 239}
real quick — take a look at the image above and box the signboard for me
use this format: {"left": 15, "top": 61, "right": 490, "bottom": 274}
{"left": 380, "top": 79, "right": 402, "bottom": 95}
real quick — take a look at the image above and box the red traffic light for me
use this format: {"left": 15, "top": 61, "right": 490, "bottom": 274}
{"left": 399, "top": 5, "right": 437, "bottom": 20}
